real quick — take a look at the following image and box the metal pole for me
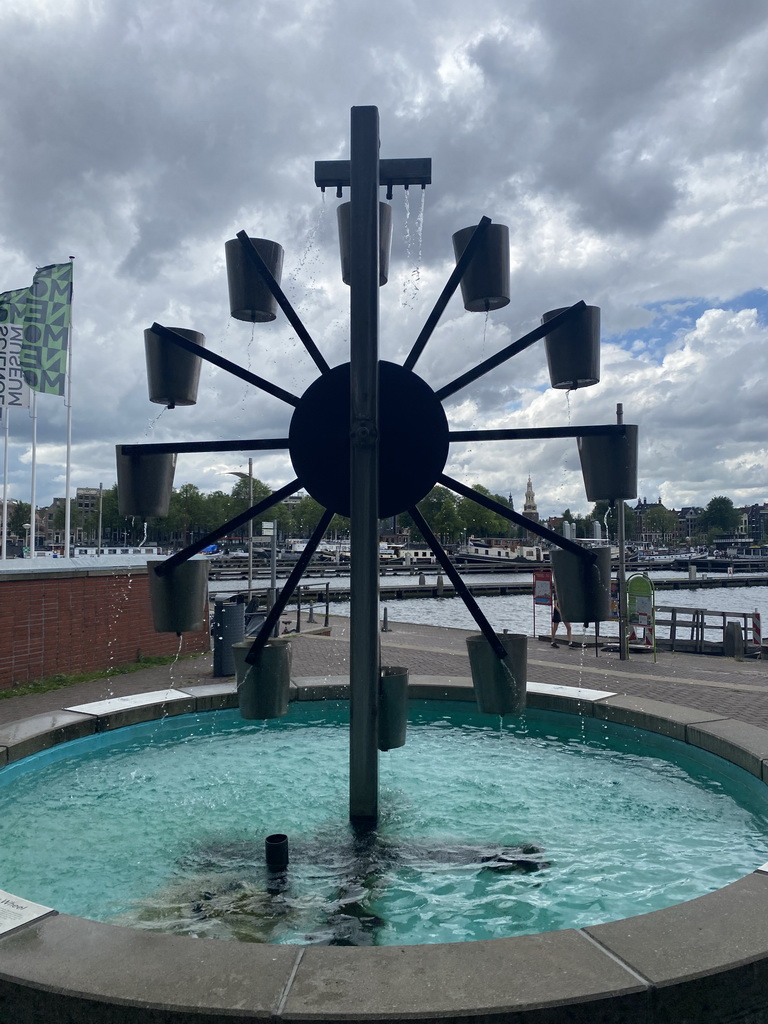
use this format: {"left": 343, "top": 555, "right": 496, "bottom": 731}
{"left": 270, "top": 520, "right": 278, "bottom": 637}
{"left": 247, "top": 457, "right": 253, "bottom": 599}
{"left": 616, "top": 403, "right": 629, "bottom": 661}
{"left": 348, "top": 105, "right": 380, "bottom": 823}
{"left": 97, "top": 482, "right": 103, "bottom": 556}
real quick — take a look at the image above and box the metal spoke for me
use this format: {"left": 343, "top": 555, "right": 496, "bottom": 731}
{"left": 121, "top": 438, "right": 289, "bottom": 456}
{"left": 151, "top": 322, "right": 301, "bottom": 407}
{"left": 435, "top": 301, "right": 586, "bottom": 402}
{"left": 154, "top": 479, "right": 301, "bottom": 576}
{"left": 439, "top": 473, "right": 597, "bottom": 564}
{"left": 236, "top": 232, "right": 330, "bottom": 375}
{"left": 244, "top": 508, "right": 334, "bottom": 663}
{"left": 403, "top": 217, "right": 491, "bottom": 372}
{"left": 449, "top": 425, "right": 627, "bottom": 442}
{"left": 409, "top": 506, "right": 507, "bottom": 659}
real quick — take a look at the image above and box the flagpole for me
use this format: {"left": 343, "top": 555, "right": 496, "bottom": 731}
{"left": 1, "top": 407, "right": 8, "bottom": 560}
{"left": 30, "top": 391, "right": 37, "bottom": 558}
{"left": 63, "top": 256, "right": 75, "bottom": 558}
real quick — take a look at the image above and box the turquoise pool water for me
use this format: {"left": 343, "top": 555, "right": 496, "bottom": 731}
{"left": 2, "top": 701, "right": 767, "bottom": 945}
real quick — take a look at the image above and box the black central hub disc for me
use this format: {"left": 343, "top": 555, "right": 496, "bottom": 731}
{"left": 289, "top": 361, "right": 449, "bottom": 519}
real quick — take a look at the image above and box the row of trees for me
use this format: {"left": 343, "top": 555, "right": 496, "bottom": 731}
{"left": 9, "top": 481, "right": 749, "bottom": 551}
{"left": 568, "top": 495, "right": 744, "bottom": 547}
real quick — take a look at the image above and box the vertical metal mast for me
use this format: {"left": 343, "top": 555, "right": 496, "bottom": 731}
{"left": 348, "top": 106, "right": 381, "bottom": 822}
{"left": 616, "top": 402, "right": 629, "bottom": 661}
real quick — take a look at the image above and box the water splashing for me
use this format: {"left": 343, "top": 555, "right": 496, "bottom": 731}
{"left": 139, "top": 521, "right": 148, "bottom": 548}
{"left": 401, "top": 189, "right": 424, "bottom": 309}
{"left": 145, "top": 407, "right": 166, "bottom": 435}
{"left": 289, "top": 200, "right": 328, "bottom": 294}
{"left": 167, "top": 634, "right": 184, "bottom": 688}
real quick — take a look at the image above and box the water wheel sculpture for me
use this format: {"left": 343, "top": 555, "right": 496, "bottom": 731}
{"left": 119, "top": 106, "right": 637, "bottom": 823}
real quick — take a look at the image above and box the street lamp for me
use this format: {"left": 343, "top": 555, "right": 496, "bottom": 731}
{"left": 228, "top": 461, "right": 254, "bottom": 597}
{"left": 23, "top": 522, "right": 31, "bottom": 556}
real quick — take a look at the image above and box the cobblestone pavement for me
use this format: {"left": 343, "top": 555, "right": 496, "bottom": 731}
{"left": 1, "top": 615, "right": 766, "bottom": 727}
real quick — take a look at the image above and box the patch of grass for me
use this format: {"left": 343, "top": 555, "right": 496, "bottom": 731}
{"left": 0, "top": 653, "right": 209, "bottom": 700}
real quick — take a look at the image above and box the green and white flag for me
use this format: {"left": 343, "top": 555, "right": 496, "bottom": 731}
{"left": 0, "top": 288, "right": 30, "bottom": 408}
{"left": 0, "top": 263, "right": 73, "bottom": 396}
{"left": 21, "top": 263, "right": 73, "bottom": 395}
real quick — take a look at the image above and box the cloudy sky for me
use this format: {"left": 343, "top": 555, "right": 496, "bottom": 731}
{"left": 1, "top": 0, "right": 767, "bottom": 523}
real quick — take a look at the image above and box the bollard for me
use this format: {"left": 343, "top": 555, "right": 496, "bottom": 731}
{"left": 436, "top": 574, "right": 444, "bottom": 596}
{"left": 724, "top": 622, "right": 744, "bottom": 662}
{"left": 381, "top": 607, "right": 391, "bottom": 632}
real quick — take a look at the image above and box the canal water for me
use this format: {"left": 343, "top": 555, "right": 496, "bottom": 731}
{"left": 213, "top": 570, "right": 768, "bottom": 642}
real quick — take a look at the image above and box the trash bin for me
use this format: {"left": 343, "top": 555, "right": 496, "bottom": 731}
{"left": 212, "top": 598, "right": 245, "bottom": 676}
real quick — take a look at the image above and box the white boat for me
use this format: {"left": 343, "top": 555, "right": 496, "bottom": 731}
{"left": 454, "top": 539, "right": 543, "bottom": 564}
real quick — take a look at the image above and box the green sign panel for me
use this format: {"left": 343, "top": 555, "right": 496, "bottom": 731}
{"left": 627, "top": 574, "right": 654, "bottom": 626}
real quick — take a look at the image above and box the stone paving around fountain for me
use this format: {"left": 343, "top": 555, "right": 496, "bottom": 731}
{"left": 1, "top": 615, "right": 766, "bottom": 728}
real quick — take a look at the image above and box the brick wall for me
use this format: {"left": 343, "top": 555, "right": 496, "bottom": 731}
{"left": 0, "top": 566, "right": 209, "bottom": 689}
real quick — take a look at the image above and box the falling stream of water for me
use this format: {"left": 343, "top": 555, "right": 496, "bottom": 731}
{"left": 144, "top": 407, "right": 166, "bottom": 434}
{"left": 401, "top": 188, "right": 425, "bottom": 309}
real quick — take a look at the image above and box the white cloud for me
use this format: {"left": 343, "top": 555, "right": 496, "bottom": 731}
{"left": 1, "top": 0, "right": 768, "bottom": 527}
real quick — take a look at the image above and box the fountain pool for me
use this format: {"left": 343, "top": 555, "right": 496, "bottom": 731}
{"left": 2, "top": 700, "right": 768, "bottom": 947}
{"left": 2, "top": 678, "right": 768, "bottom": 1023}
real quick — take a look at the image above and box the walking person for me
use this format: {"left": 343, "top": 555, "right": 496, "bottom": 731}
{"left": 551, "top": 595, "right": 576, "bottom": 648}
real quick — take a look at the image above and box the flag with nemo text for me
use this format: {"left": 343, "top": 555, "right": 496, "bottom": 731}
{"left": 0, "top": 262, "right": 73, "bottom": 396}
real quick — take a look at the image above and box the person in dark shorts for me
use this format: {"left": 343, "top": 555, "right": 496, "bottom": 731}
{"left": 551, "top": 596, "right": 576, "bottom": 647}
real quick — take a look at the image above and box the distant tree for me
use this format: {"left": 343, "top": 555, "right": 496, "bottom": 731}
{"left": 457, "top": 485, "right": 508, "bottom": 539}
{"left": 199, "top": 490, "right": 232, "bottom": 537}
{"left": 418, "top": 486, "right": 462, "bottom": 542}
{"left": 698, "top": 495, "right": 740, "bottom": 535}
{"left": 167, "top": 484, "right": 206, "bottom": 546}
{"left": 290, "top": 495, "right": 327, "bottom": 536}
{"left": 8, "top": 501, "right": 31, "bottom": 538}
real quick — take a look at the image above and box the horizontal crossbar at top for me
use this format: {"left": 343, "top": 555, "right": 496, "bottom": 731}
{"left": 314, "top": 158, "right": 432, "bottom": 189}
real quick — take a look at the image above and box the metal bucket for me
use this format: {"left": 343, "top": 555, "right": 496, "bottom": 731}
{"left": 225, "top": 237, "right": 284, "bottom": 322}
{"left": 144, "top": 327, "right": 205, "bottom": 408}
{"left": 551, "top": 546, "right": 611, "bottom": 624}
{"left": 466, "top": 632, "right": 526, "bottom": 716}
{"left": 116, "top": 447, "right": 176, "bottom": 518}
{"left": 578, "top": 424, "right": 638, "bottom": 501}
{"left": 337, "top": 201, "right": 393, "bottom": 286}
{"left": 378, "top": 666, "right": 408, "bottom": 751}
{"left": 542, "top": 305, "right": 600, "bottom": 389}
{"left": 234, "top": 638, "right": 292, "bottom": 720}
{"left": 452, "top": 223, "right": 510, "bottom": 312}
{"left": 147, "top": 558, "right": 209, "bottom": 634}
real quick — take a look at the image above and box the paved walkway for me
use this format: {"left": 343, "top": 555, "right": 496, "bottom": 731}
{"left": 1, "top": 616, "right": 766, "bottom": 727}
